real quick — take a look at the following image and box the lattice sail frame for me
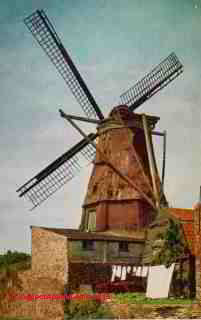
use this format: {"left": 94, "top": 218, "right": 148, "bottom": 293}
{"left": 17, "top": 134, "right": 97, "bottom": 209}
{"left": 24, "top": 10, "right": 104, "bottom": 120}
{"left": 18, "top": 9, "right": 184, "bottom": 210}
{"left": 120, "top": 52, "right": 183, "bottom": 111}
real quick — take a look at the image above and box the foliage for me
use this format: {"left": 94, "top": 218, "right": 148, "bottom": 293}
{"left": 90, "top": 304, "right": 115, "bottom": 319}
{"left": 146, "top": 207, "right": 189, "bottom": 268}
{"left": 0, "top": 251, "right": 30, "bottom": 270}
{"left": 0, "top": 267, "right": 23, "bottom": 316}
{"left": 64, "top": 285, "right": 114, "bottom": 319}
{"left": 64, "top": 297, "right": 114, "bottom": 319}
{"left": 0, "top": 252, "right": 30, "bottom": 309}
{"left": 0, "top": 251, "right": 30, "bottom": 302}
{"left": 153, "top": 218, "right": 187, "bottom": 267}
{"left": 64, "top": 292, "right": 195, "bottom": 319}
{"left": 0, "top": 265, "right": 23, "bottom": 293}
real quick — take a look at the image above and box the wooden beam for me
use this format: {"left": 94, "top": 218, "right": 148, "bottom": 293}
{"left": 103, "top": 241, "right": 107, "bottom": 263}
{"left": 142, "top": 114, "right": 160, "bottom": 207}
{"left": 106, "top": 162, "right": 156, "bottom": 210}
{"left": 60, "top": 113, "right": 101, "bottom": 124}
{"left": 151, "top": 131, "right": 165, "bottom": 137}
{"left": 60, "top": 109, "right": 156, "bottom": 210}
{"left": 161, "top": 130, "right": 167, "bottom": 190}
{"left": 131, "top": 143, "right": 155, "bottom": 199}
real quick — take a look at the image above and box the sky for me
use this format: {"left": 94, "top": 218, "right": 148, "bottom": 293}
{"left": 0, "top": 0, "right": 201, "bottom": 253}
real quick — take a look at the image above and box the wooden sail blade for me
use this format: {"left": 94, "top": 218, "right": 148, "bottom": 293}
{"left": 24, "top": 10, "right": 104, "bottom": 120}
{"left": 120, "top": 52, "right": 183, "bottom": 111}
{"left": 16, "top": 133, "right": 97, "bottom": 209}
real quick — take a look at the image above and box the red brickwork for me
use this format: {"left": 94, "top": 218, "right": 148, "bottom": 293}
{"left": 107, "top": 200, "right": 153, "bottom": 229}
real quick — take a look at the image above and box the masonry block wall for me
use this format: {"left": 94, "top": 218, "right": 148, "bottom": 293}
{"left": 0, "top": 227, "right": 67, "bottom": 320}
{"left": 0, "top": 270, "right": 64, "bottom": 320}
{"left": 31, "top": 226, "right": 68, "bottom": 284}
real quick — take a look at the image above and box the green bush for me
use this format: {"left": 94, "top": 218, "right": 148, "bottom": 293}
{"left": 64, "top": 297, "right": 100, "bottom": 319}
{"left": 91, "top": 304, "right": 114, "bottom": 319}
{"left": 0, "top": 251, "right": 30, "bottom": 270}
{"left": 64, "top": 297, "right": 114, "bottom": 319}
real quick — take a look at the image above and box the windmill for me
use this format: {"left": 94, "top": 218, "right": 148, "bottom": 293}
{"left": 17, "top": 10, "right": 183, "bottom": 231}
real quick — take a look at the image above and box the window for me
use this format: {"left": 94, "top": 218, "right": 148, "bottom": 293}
{"left": 119, "top": 242, "right": 129, "bottom": 252}
{"left": 82, "top": 240, "right": 95, "bottom": 251}
{"left": 87, "top": 210, "right": 96, "bottom": 232}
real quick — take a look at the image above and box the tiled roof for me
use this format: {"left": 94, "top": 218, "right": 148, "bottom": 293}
{"left": 169, "top": 208, "right": 193, "bottom": 221}
{"left": 168, "top": 208, "right": 194, "bottom": 254}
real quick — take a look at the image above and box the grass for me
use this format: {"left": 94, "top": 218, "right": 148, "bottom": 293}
{"left": 63, "top": 292, "right": 197, "bottom": 319}
{"left": 112, "top": 292, "right": 196, "bottom": 305}
{"left": 0, "top": 293, "right": 197, "bottom": 320}
{"left": 106, "top": 293, "right": 199, "bottom": 319}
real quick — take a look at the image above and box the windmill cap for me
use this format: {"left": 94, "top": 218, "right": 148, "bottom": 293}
{"left": 109, "top": 105, "right": 135, "bottom": 120}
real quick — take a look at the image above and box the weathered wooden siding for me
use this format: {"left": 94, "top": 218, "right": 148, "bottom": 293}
{"left": 68, "top": 239, "right": 144, "bottom": 264}
{"left": 81, "top": 107, "right": 159, "bottom": 231}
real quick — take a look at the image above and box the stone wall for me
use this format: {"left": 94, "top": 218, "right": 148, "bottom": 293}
{"left": 31, "top": 226, "right": 68, "bottom": 284}
{"left": 0, "top": 270, "right": 64, "bottom": 320}
{"left": 0, "top": 227, "right": 69, "bottom": 320}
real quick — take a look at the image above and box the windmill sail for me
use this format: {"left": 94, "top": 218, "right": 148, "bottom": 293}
{"left": 17, "top": 133, "right": 97, "bottom": 209}
{"left": 120, "top": 52, "right": 183, "bottom": 111}
{"left": 24, "top": 10, "right": 104, "bottom": 120}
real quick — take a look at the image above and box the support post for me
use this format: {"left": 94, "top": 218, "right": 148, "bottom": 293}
{"left": 199, "top": 186, "right": 201, "bottom": 232}
{"left": 142, "top": 114, "right": 160, "bottom": 207}
{"left": 103, "top": 241, "right": 107, "bottom": 263}
{"left": 59, "top": 112, "right": 101, "bottom": 124}
{"left": 180, "top": 260, "right": 183, "bottom": 296}
{"left": 151, "top": 131, "right": 165, "bottom": 137}
{"left": 189, "top": 255, "right": 196, "bottom": 298}
{"left": 161, "top": 130, "right": 167, "bottom": 190}
{"left": 59, "top": 109, "right": 156, "bottom": 210}
{"left": 131, "top": 142, "right": 155, "bottom": 199}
